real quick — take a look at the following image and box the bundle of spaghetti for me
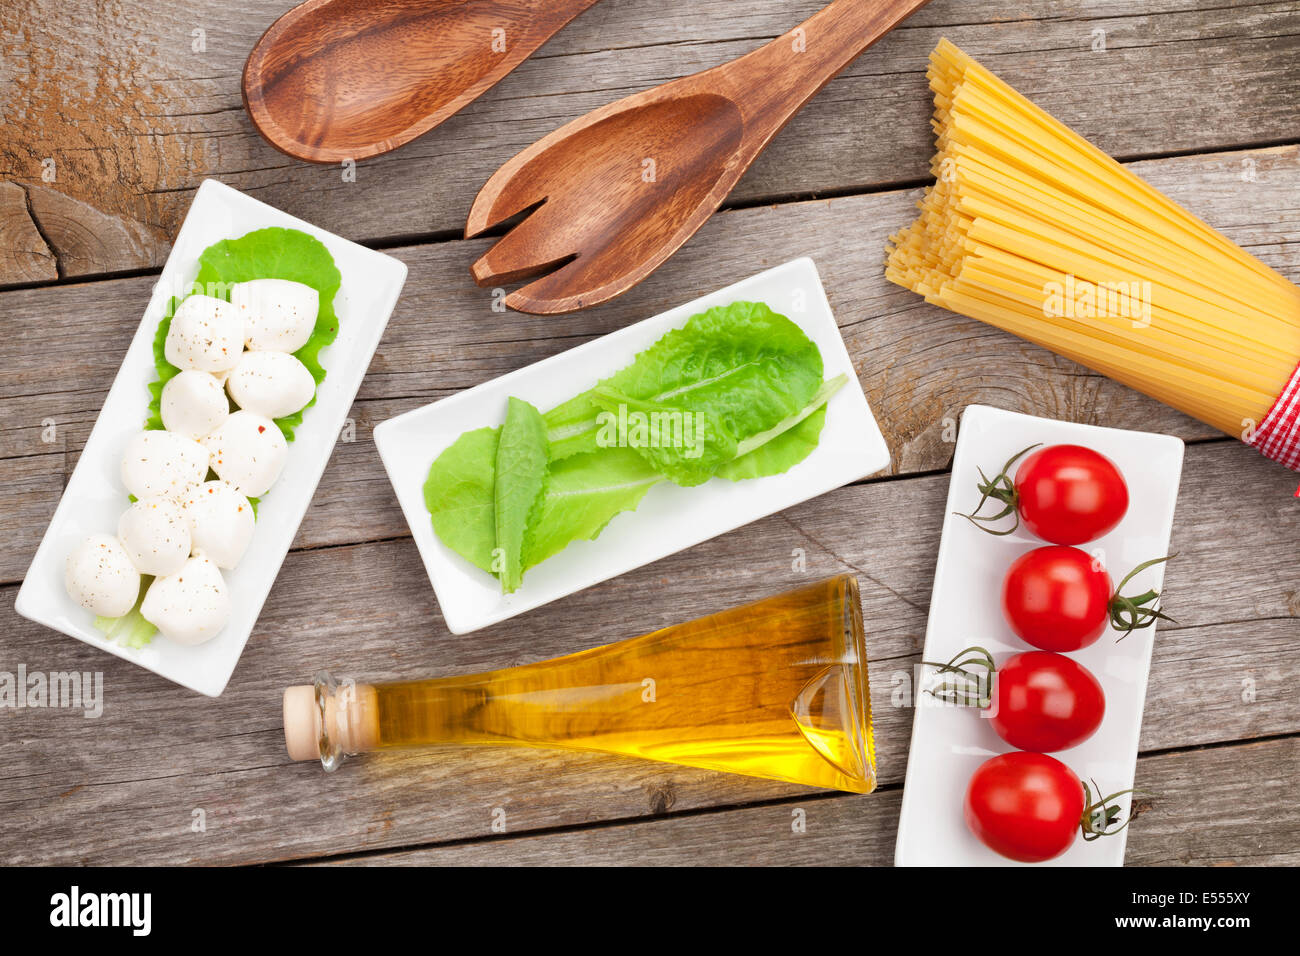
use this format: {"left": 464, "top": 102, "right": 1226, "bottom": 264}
{"left": 887, "top": 39, "right": 1300, "bottom": 468}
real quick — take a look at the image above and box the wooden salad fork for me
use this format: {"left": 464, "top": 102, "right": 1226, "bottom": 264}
{"left": 243, "top": 0, "right": 605, "bottom": 164}
{"left": 466, "top": 0, "right": 932, "bottom": 314}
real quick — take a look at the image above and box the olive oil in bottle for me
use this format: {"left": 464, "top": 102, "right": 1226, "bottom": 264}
{"left": 285, "top": 575, "right": 875, "bottom": 792}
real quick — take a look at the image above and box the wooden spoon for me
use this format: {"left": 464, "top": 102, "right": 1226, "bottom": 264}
{"left": 243, "top": 0, "right": 604, "bottom": 164}
{"left": 467, "top": 0, "right": 932, "bottom": 314}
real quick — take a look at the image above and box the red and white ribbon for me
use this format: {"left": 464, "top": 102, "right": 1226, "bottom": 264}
{"left": 1248, "top": 359, "right": 1300, "bottom": 477}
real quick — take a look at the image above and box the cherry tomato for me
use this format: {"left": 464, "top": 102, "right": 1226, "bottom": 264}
{"left": 1016, "top": 444, "right": 1128, "bottom": 544}
{"left": 964, "top": 752, "right": 1085, "bottom": 862}
{"left": 991, "top": 651, "right": 1105, "bottom": 752}
{"left": 964, "top": 444, "right": 1128, "bottom": 544}
{"left": 1002, "top": 545, "right": 1113, "bottom": 651}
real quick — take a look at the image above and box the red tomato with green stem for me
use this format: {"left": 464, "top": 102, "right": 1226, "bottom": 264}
{"left": 962, "top": 443, "right": 1129, "bottom": 545}
{"left": 964, "top": 752, "right": 1136, "bottom": 862}
{"left": 925, "top": 646, "right": 1105, "bottom": 752}
{"left": 1002, "top": 545, "right": 1173, "bottom": 651}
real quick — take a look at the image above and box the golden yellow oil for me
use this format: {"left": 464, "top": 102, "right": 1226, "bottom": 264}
{"left": 368, "top": 576, "right": 875, "bottom": 792}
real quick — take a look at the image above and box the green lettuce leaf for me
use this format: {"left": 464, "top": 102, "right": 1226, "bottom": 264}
{"left": 717, "top": 374, "right": 847, "bottom": 480}
{"left": 587, "top": 386, "right": 737, "bottom": 487}
{"left": 716, "top": 407, "right": 827, "bottom": 481}
{"left": 494, "top": 398, "right": 549, "bottom": 593}
{"left": 424, "top": 426, "right": 500, "bottom": 575}
{"left": 425, "top": 432, "right": 662, "bottom": 581}
{"left": 145, "top": 297, "right": 185, "bottom": 430}
{"left": 521, "top": 448, "right": 663, "bottom": 569}
{"left": 422, "top": 379, "right": 847, "bottom": 583}
{"left": 543, "top": 301, "right": 824, "bottom": 462}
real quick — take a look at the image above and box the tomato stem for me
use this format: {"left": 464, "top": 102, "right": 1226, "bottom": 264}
{"left": 920, "top": 645, "right": 996, "bottom": 708}
{"left": 955, "top": 444, "right": 1041, "bottom": 536}
{"left": 1109, "top": 555, "right": 1177, "bottom": 639}
{"left": 1080, "top": 779, "right": 1145, "bottom": 841}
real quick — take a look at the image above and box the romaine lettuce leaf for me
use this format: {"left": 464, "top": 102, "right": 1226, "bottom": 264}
{"left": 521, "top": 448, "right": 663, "bottom": 569}
{"left": 424, "top": 426, "right": 500, "bottom": 575}
{"left": 494, "top": 398, "right": 549, "bottom": 593}
{"left": 543, "top": 301, "right": 823, "bottom": 462}
{"left": 717, "top": 374, "right": 847, "bottom": 480}
{"left": 425, "top": 430, "right": 662, "bottom": 581}
{"left": 587, "top": 386, "right": 738, "bottom": 487}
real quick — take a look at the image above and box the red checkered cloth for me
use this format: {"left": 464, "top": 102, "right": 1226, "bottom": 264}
{"left": 1247, "top": 359, "right": 1300, "bottom": 486}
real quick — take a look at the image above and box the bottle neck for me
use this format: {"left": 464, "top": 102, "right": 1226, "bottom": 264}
{"left": 302, "top": 669, "right": 515, "bottom": 769}
{"left": 294, "top": 672, "right": 381, "bottom": 771}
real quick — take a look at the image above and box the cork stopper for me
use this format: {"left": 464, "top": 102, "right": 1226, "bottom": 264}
{"left": 283, "top": 678, "right": 381, "bottom": 765}
{"left": 283, "top": 685, "right": 320, "bottom": 761}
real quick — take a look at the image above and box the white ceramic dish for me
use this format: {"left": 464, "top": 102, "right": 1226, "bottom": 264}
{"left": 374, "top": 257, "right": 890, "bottom": 635}
{"left": 14, "top": 179, "right": 408, "bottom": 697}
{"left": 894, "top": 404, "right": 1185, "bottom": 866}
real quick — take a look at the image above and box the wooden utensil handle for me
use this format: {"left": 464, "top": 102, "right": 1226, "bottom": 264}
{"left": 722, "top": 0, "right": 932, "bottom": 137}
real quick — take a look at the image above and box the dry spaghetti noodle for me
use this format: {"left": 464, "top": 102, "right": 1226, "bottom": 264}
{"left": 887, "top": 40, "right": 1300, "bottom": 468}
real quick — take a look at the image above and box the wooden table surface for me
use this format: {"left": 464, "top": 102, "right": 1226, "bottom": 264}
{"left": 2, "top": 0, "right": 1299, "bottom": 866}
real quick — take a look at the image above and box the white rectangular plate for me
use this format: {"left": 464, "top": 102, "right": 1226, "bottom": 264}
{"left": 14, "top": 179, "right": 408, "bottom": 697}
{"left": 895, "top": 404, "right": 1185, "bottom": 866}
{"left": 374, "top": 257, "right": 890, "bottom": 635}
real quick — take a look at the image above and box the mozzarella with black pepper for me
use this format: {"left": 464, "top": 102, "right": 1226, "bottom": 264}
{"left": 120, "top": 430, "right": 209, "bottom": 501}
{"left": 161, "top": 369, "right": 230, "bottom": 440}
{"left": 140, "top": 554, "right": 231, "bottom": 645}
{"left": 203, "top": 410, "right": 288, "bottom": 498}
{"left": 165, "top": 294, "right": 245, "bottom": 372}
{"left": 118, "top": 496, "right": 192, "bottom": 576}
{"left": 65, "top": 534, "right": 140, "bottom": 617}
{"left": 227, "top": 350, "right": 316, "bottom": 419}
{"left": 182, "top": 480, "right": 255, "bottom": 569}
{"left": 230, "top": 279, "right": 318, "bottom": 352}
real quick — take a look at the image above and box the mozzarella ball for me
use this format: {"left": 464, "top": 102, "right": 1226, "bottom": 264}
{"left": 203, "top": 411, "right": 287, "bottom": 498}
{"left": 227, "top": 350, "right": 316, "bottom": 420}
{"left": 65, "top": 534, "right": 140, "bottom": 617}
{"left": 231, "top": 279, "right": 319, "bottom": 353}
{"left": 140, "top": 554, "right": 231, "bottom": 646}
{"left": 120, "top": 430, "right": 209, "bottom": 501}
{"left": 182, "top": 480, "right": 255, "bottom": 570}
{"left": 165, "top": 295, "right": 245, "bottom": 373}
{"left": 117, "top": 497, "right": 191, "bottom": 577}
{"left": 161, "top": 370, "right": 230, "bottom": 440}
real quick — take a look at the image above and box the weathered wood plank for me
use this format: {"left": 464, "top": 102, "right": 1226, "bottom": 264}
{"left": 2, "top": 440, "right": 1296, "bottom": 865}
{"left": 0, "top": 181, "right": 58, "bottom": 284}
{"left": 2, "top": 0, "right": 1297, "bottom": 278}
{"left": 318, "top": 736, "right": 1300, "bottom": 866}
{"left": 2, "top": 145, "right": 1296, "bottom": 582}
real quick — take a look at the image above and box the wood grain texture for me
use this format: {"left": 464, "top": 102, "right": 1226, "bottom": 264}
{"left": 2, "top": 0, "right": 1297, "bottom": 279}
{"left": 1, "top": 146, "right": 1295, "bottom": 582}
{"left": 2, "top": 440, "right": 1296, "bottom": 864}
{"left": 0, "top": 181, "right": 58, "bottom": 284}
{"left": 313, "top": 736, "right": 1300, "bottom": 866}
